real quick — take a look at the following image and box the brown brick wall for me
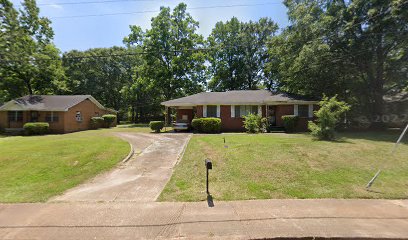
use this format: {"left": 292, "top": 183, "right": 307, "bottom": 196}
{"left": 174, "top": 104, "right": 316, "bottom": 132}
{"left": 33, "top": 111, "right": 66, "bottom": 133}
{"left": 176, "top": 109, "right": 193, "bottom": 122}
{"left": 0, "top": 112, "right": 7, "bottom": 129}
{"left": 220, "top": 105, "right": 245, "bottom": 131}
{"left": 276, "top": 105, "right": 294, "bottom": 127}
{"left": 275, "top": 104, "right": 317, "bottom": 131}
{"left": 64, "top": 99, "right": 112, "bottom": 133}
{"left": 196, "top": 105, "right": 203, "bottom": 118}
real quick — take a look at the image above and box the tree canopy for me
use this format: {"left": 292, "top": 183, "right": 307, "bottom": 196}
{"left": 1, "top": 0, "right": 407, "bottom": 126}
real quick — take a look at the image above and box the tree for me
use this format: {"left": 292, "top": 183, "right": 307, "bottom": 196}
{"left": 62, "top": 47, "right": 139, "bottom": 120}
{"left": 0, "top": 0, "right": 66, "bottom": 101}
{"left": 308, "top": 95, "right": 350, "bottom": 140}
{"left": 124, "top": 3, "right": 207, "bottom": 123}
{"left": 207, "top": 17, "right": 278, "bottom": 91}
{"left": 267, "top": 0, "right": 408, "bottom": 129}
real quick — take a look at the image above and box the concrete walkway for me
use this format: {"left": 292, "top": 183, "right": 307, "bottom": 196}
{"left": 3, "top": 132, "right": 408, "bottom": 239}
{"left": 52, "top": 132, "right": 191, "bottom": 202}
{"left": 1, "top": 199, "right": 408, "bottom": 239}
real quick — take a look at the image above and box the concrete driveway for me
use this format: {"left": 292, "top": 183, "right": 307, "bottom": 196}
{"left": 52, "top": 132, "right": 191, "bottom": 202}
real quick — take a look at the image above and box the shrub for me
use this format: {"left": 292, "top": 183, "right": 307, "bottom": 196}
{"left": 243, "top": 114, "right": 262, "bottom": 133}
{"left": 191, "top": 118, "right": 203, "bottom": 132}
{"left": 308, "top": 95, "right": 350, "bottom": 140}
{"left": 90, "top": 117, "right": 104, "bottom": 129}
{"left": 23, "top": 122, "right": 49, "bottom": 135}
{"left": 282, "top": 115, "right": 299, "bottom": 133}
{"left": 191, "top": 118, "right": 221, "bottom": 133}
{"left": 261, "top": 117, "right": 269, "bottom": 133}
{"left": 102, "top": 114, "right": 117, "bottom": 128}
{"left": 149, "top": 121, "right": 164, "bottom": 133}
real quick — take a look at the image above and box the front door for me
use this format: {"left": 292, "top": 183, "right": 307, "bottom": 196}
{"left": 267, "top": 106, "right": 277, "bottom": 126}
{"left": 30, "top": 111, "right": 39, "bottom": 122}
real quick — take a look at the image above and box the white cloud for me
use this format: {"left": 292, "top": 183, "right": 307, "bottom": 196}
{"left": 48, "top": 4, "right": 63, "bottom": 10}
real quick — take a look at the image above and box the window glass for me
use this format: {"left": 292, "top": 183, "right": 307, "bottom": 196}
{"left": 298, "top": 105, "right": 309, "bottom": 117}
{"left": 207, "top": 105, "right": 217, "bottom": 117}
{"left": 235, "top": 105, "right": 258, "bottom": 117}
{"left": 46, "top": 112, "right": 59, "bottom": 122}
{"left": 30, "top": 111, "right": 38, "bottom": 122}
{"left": 75, "top": 111, "right": 83, "bottom": 122}
{"left": 8, "top": 111, "right": 23, "bottom": 122}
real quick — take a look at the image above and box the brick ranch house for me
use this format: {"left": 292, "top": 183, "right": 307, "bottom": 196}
{"left": 0, "top": 95, "right": 116, "bottom": 133}
{"left": 161, "top": 90, "right": 319, "bottom": 132}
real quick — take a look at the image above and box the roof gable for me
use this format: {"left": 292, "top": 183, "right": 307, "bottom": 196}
{"left": 0, "top": 95, "right": 107, "bottom": 112}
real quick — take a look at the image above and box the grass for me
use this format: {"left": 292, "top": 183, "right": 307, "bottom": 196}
{"left": 0, "top": 127, "right": 150, "bottom": 203}
{"left": 159, "top": 131, "right": 408, "bottom": 201}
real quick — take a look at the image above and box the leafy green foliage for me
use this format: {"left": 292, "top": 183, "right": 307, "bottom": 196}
{"left": 242, "top": 113, "right": 262, "bottom": 133}
{"left": 281, "top": 115, "right": 299, "bottom": 133}
{"left": 191, "top": 118, "right": 203, "bottom": 132}
{"left": 90, "top": 117, "right": 104, "bottom": 129}
{"left": 267, "top": 0, "right": 407, "bottom": 126}
{"left": 191, "top": 118, "right": 221, "bottom": 133}
{"left": 62, "top": 47, "right": 140, "bottom": 121}
{"left": 23, "top": 122, "right": 49, "bottom": 135}
{"left": 308, "top": 95, "right": 350, "bottom": 140}
{"left": 0, "top": 0, "right": 66, "bottom": 100}
{"left": 102, "top": 114, "right": 117, "bottom": 128}
{"left": 149, "top": 121, "right": 164, "bottom": 133}
{"left": 207, "top": 17, "right": 278, "bottom": 91}
{"left": 261, "top": 117, "right": 269, "bottom": 133}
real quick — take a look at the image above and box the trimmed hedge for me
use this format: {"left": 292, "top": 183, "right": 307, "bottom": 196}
{"left": 23, "top": 122, "right": 49, "bottom": 135}
{"left": 191, "top": 118, "right": 203, "bottom": 132}
{"left": 282, "top": 115, "right": 299, "bottom": 133}
{"left": 149, "top": 121, "right": 164, "bottom": 133}
{"left": 102, "top": 114, "right": 117, "bottom": 128}
{"left": 90, "top": 117, "right": 104, "bottom": 129}
{"left": 191, "top": 118, "right": 221, "bottom": 133}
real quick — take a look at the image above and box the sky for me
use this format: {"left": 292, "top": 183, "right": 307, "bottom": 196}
{"left": 11, "top": 0, "right": 290, "bottom": 52}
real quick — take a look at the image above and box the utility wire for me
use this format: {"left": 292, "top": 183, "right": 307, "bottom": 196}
{"left": 50, "top": 2, "right": 282, "bottom": 19}
{"left": 1, "top": 34, "right": 405, "bottom": 64}
{"left": 37, "top": 0, "right": 155, "bottom": 6}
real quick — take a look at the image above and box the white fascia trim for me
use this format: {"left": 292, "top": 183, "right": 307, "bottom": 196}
{"left": 265, "top": 101, "right": 319, "bottom": 105}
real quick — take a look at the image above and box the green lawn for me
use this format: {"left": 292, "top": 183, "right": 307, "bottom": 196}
{"left": 0, "top": 128, "right": 142, "bottom": 203}
{"left": 159, "top": 131, "right": 408, "bottom": 201}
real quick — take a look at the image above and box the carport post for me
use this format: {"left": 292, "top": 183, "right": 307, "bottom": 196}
{"left": 165, "top": 106, "right": 168, "bottom": 131}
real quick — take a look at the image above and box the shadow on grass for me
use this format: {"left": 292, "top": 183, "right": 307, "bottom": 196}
{"left": 117, "top": 123, "right": 149, "bottom": 128}
{"left": 339, "top": 130, "right": 407, "bottom": 144}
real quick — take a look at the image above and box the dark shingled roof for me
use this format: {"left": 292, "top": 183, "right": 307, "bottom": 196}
{"left": 0, "top": 95, "right": 107, "bottom": 111}
{"left": 161, "top": 90, "right": 318, "bottom": 106}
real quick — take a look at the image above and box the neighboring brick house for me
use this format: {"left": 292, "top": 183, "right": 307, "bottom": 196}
{"left": 161, "top": 90, "right": 319, "bottom": 132}
{"left": 0, "top": 95, "right": 117, "bottom": 133}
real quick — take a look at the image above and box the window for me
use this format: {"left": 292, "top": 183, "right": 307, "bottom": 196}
{"left": 46, "top": 112, "right": 59, "bottom": 122}
{"left": 234, "top": 105, "right": 258, "bottom": 117}
{"left": 30, "top": 111, "right": 39, "bottom": 122}
{"left": 75, "top": 111, "right": 83, "bottom": 122}
{"left": 207, "top": 105, "right": 217, "bottom": 117}
{"left": 298, "top": 105, "right": 309, "bottom": 117}
{"left": 8, "top": 111, "right": 23, "bottom": 122}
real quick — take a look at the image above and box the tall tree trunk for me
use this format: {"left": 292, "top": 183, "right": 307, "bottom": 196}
{"left": 25, "top": 79, "right": 33, "bottom": 95}
{"left": 370, "top": 35, "right": 386, "bottom": 130}
{"left": 131, "top": 105, "right": 135, "bottom": 123}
